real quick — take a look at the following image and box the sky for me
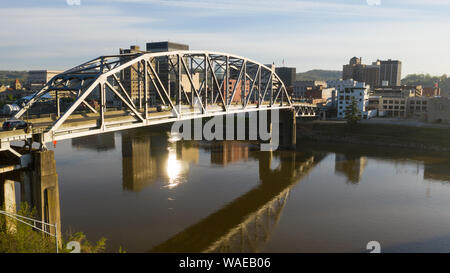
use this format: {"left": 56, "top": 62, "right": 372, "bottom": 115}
{"left": 1, "top": 0, "right": 450, "bottom": 76}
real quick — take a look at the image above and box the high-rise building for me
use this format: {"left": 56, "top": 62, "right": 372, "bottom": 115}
{"left": 363, "top": 61, "right": 380, "bottom": 88}
{"left": 380, "top": 59, "right": 402, "bottom": 87}
{"left": 343, "top": 57, "right": 365, "bottom": 83}
{"left": 146, "top": 41, "right": 189, "bottom": 53}
{"left": 342, "top": 57, "right": 402, "bottom": 88}
{"left": 146, "top": 41, "right": 190, "bottom": 102}
{"left": 275, "top": 67, "right": 296, "bottom": 88}
{"left": 28, "top": 70, "right": 63, "bottom": 92}
{"left": 119, "top": 45, "right": 146, "bottom": 105}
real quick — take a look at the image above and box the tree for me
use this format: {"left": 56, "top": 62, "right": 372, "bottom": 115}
{"left": 345, "top": 97, "right": 361, "bottom": 126}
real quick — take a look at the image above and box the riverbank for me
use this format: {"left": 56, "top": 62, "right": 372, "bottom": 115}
{"left": 297, "top": 120, "right": 450, "bottom": 152}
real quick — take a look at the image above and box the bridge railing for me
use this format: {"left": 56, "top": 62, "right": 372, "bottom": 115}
{"left": 12, "top": 51, "right": 293, "bottom": 144}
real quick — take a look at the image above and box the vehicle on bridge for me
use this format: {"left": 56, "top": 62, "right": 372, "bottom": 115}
{"left": 0, "top": 50, "right": 316, "bottom": 151}
{"left": 156, "top": 105, "right": 169, "bottom": 112}
{"left": 2, "top": 119, "right": 32, "bottom": 132}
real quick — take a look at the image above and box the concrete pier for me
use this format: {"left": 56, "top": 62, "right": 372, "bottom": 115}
{"left": 0, "top": 150, "right": 61, "bottom": 244}
{"left": 279, "top": 109, "right": 296, "bottom": 150}
{"left": 29, "top": 150, "right": 61, "bottom": 241}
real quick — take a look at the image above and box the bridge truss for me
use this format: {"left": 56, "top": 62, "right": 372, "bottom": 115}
{"left": 13, "top": 51, "right": 293, "bottom": 145}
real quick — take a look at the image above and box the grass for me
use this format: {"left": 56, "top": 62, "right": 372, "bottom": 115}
{"left": 0, "top": 202, "right": 109, "bottom": 253}
{"left": 299, "top": 122, "right": 450, "bottom": 148}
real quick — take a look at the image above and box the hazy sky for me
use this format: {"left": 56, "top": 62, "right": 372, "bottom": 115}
{"left": 1, "top": 0, "right": 450, "bottom": 76}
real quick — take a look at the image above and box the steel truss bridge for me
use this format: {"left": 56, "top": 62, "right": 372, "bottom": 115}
{"left": 0, "top": 50, "right": 317, "bottom": 157}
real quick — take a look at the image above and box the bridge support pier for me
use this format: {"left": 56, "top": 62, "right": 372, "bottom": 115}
{"left": 279, "top": 109, "right": 296, "bottom": 150}
{"left": 0, "top": 150, "right": 61, "bottom": 245}
{"left": 0, "top": 178, "right": 17, "bottom": 233}
{"left": 28, "top": 150, "right": 61, "bottom": 245}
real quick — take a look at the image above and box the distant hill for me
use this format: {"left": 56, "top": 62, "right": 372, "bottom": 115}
{"left": 402, "top": 73, "right": 450, "bottom": 96}
{"left": 0, "top": 71, "right": 28, "bottom": 86}
{"left": 296, "top": 69, "right": 341, "bottom": 81}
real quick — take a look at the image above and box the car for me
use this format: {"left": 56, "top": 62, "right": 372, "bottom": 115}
{"left": 156, "top": 105, "right": 169, "bottom": 112}
{"left": 2, "top": 119, "right": 32, "bottom": 132}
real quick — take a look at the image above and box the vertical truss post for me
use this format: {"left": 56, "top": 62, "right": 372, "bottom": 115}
{"left": 138, "top": 61, "right": 142, "bottom": 109}
{"left": 177, "top": 54, "right": 182, "bottom": 116}
{"left": 144, "top": 60, "right": 148, "bottom": 120}
{"left": 270, "top": 73, "right": 273, "bottom": 107}
{"left": 100, "top": 82, "right": 105, "bottom": 130}
{"left": 225, "top": 56, "right": 229, "bottom": 111}
{"left": 56, "top": 90, "right": 60, "bottom": 117}
{"left": 190, "top": 57, "right": 194, "bottom": 106}
{"left": 243, "top": 62, "right": 246, "bottom": 107}
{"left": 258, "top": 65, "right": 261, "bottom": 107}
{"left": 168, "top": 56, "right": 171, "bottom": 102}
{"left": 204, "top": 54, "right": 208, "bottom": 113}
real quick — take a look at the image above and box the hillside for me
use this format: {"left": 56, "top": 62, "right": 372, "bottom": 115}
{"left": 0, "top": 71, "right": 28, "bottom": 86}
{"left": 401, "top": 73, "right": 449, "bottom": 90}
{"left": 296, "top": 69, "right": 341, "bottom": 81}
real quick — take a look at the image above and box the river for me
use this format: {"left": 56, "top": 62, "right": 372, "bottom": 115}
{"left": 43, "top": 126, "right": 450, "bottom": 253}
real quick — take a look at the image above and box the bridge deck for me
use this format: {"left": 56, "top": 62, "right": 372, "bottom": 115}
{"left": 0, "top": 103, "right": 316, "bottom": 149}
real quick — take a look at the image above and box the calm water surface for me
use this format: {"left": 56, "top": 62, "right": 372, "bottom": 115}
{"left": 48, "top": 127, "right": 450, "bottom": 252}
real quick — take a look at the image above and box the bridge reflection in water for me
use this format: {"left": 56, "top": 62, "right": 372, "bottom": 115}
{"left": 139, "top": 143, "right": 325, "bottom": 252}
{"left": 110, "top": 128, "right": 326, "bottom": 252}
{"left": 4, "top": 128, "right": 450, "bottom": 252}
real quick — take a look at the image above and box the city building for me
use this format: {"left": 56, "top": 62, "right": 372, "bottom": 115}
{"left": 222, "top": 79, "right": 250, "bottom": 103}
{"left": 275, "top": 67, "right": 296, "bottom": 88}
{"left": 407, "top": 97, "right": 429, "bottom": 119}
{"left": 119, "top": 45, "right": 146, "bottom": 105}
{"left": 343, "top": 57, "right": 380, "bottom": 88}
{"left": 428, "top": 97, "right": 450, "bottom": 124}
{"left": 364, "top": 61, "right": 381, "bottom": 88}
{"left": 343, "top": 57, "right": 365, "bottom": 82}
{"left": 146, "top": 41, "right": 190, "bottom": 104}
{"left": 14, "top": 79, "right": 22, "bottom": 90}
{"left": 293, "top": 80, "right": 326, "bottom": 98}
{"left": 378, "top": 97, "right": 407, "bottom": 118}
{"left": 327, "top": 79, "right": 371, "bottom": 119}
{"left": 146, "top": 41, "right": 189, "bottom": 53}
{"left": 292, "top": 80, "right": 335, "bottom": 107}
{"left": 342, "top": 57, "right": 402, "bottom": 87}
{"left": 28, "top": 70, "right": 63, "bottom": 92}
{"left": 422, "top": 86, "right": 440, "bottom": 97}
{"left": 380, "top": 59, "right": 402, "bottom": 86}
{"left": 371, "top": 85, "right": 422, "bottom": 98}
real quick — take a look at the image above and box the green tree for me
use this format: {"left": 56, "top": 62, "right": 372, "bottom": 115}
{"left": 345, "top": 97, "right": 361, "bottom": 126}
